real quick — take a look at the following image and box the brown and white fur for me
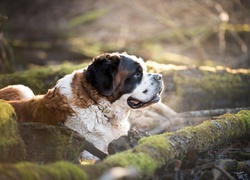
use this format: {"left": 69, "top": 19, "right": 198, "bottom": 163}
{"left": 0, "top": 85, "right": 34, "bottom": 101}
{"left": 0, "top": 52, "right": 164, "bottom": 159}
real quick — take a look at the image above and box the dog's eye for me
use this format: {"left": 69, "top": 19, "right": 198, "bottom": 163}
{"left": 133, "top": 71, "right": 142, "bottom": 79}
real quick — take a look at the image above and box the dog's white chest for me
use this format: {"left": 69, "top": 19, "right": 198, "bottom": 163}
{"left": 64, "top": 99, "right": 130, "bottom": 152}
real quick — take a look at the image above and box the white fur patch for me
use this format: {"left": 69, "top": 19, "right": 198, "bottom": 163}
{"left": 131, "top": 72, "right": 162, "bottom": 102}
{"left": 120, "top": 53, "right": 147, "bottom": 71}
{"left": 64, "top": 97, "right": 131, "bottom": 154}
{"left": 55, "top": 68, "right": 85, "bottom": 99}
{"left": 10, "top": 85, "right": 34, "bottom": 99}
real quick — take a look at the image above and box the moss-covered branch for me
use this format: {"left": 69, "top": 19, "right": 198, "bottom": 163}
{"left": 82, "top": 110, "right": 250, "bottom": 179}
{"left": 0, "top": 110, "right": 249, "bottom": 179}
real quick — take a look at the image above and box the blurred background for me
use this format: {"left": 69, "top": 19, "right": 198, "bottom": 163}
{"left": 0, "top": 0, "right": 250, "bottom": 73}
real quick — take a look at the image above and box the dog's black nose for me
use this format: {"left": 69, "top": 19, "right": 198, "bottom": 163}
{"left": 153, "top": 74, "right": 162, "bottom": 81}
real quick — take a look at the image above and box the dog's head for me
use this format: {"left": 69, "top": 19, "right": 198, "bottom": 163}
{"left": 86, "top": 52, "right": 163, "bottom": 109}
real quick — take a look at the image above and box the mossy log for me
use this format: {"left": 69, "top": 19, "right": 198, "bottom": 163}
{"left": 1, "top": 62, "right": 249, "bottom": 112}
{"left": 156, "top": 64, "right": 250, "bottom": 112}
{"left": 0, "top": 161, "right": 87, "bottom": 180}
{"left": 0, "top": 100, "right": 26, "bottom": 163}
{"left": 82, "top": 110, "right": 250, "bottom": 179}
{"left": 0, "top": 110, "right": 249, "bottom": 179}
{"left": 0, "top": 63, "right": 88, "bottom": 94}
{"left": 18, "top": 123, "right": 85, "bottom": 163}
{"left": 0, "top": 100, "right": 85, "bottom": 164}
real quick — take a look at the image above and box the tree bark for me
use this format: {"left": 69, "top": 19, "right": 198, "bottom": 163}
{"left": 0, "top": 110, "right": 249, "bottom": 179}
{"left": 18, "top": 123, "right": 85, "bottom": 163}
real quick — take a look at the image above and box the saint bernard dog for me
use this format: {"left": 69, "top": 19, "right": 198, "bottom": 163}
{"left": 0, "top": 52, "right": 164, "bottom": 160}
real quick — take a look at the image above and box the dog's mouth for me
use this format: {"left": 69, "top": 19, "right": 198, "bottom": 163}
{"left": 127, "top": 90, "right": 162, "bottom": 109}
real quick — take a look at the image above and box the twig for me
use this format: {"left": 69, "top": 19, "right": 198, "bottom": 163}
{"left": 58, "top": 122, "right": 108, "bottom": 160}
{"left": 177, "top": 107, "right": 250, "bottom": 118}
{"left": 0, "top": 15, "right": 8, "bottom": 32}
{"left": 150, "top": 107, "right": 250, "bottom": 134}
{"left": 83, "top": 140, "right": 108, "bottom": 160}
{"left": 198, "top": 163, "right": 235, "bottom": 180}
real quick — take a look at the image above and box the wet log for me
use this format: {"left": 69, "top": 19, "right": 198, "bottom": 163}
{"left": 0, "top": 110, "right": 249, "bottom": 179}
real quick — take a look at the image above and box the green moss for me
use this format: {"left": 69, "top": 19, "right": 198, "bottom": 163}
{"left": 19, "top": 123, "right": 85, "bottom": 163}
{"left": 98, "top": 110, "right": 250, "bottom": 178}
{"left": 101, "top": 150, "right": 157, "bottom": 176}
{"left": 236, "top": 110, "right": 250, "bottom": 135}
{"left": 217, "top": 112, "right": 248, "bottom": 137}
{"left": 0, "top": 100, "right": 15, "bottom": 124}
{"left": 42, "top": 161, "right": 87, "bottom": 179}
{"left": 0, "top": 100, "right": 26, "bottom": 162}
{"left": 0, "top": 161, "right": 87, "bottom": 180}
{"left": 173, "top": 69, "right": 250, "bottom": 97}
{"left": 176, "top": 121, "right": 223, "bottom": 151}
{"left": 0, "top": 62, "right": 89, "bottom": 94}
{"left": 137, "top": 134, "right": 175, "bottom": 165}
{"left": 173, "top": 111, "right": 250, "bottom": 153}
{"left": 163, "top": 67, "right": 250, "bottom": 111}
{"left": 0, "top": 100, "right": 18, "bottom": 145}
{"left": 86, "top": 110, "right": 250, "bottom": 179}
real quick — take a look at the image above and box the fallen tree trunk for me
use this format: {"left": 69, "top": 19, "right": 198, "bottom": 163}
{"left": 0, "top": 110, "right": 249, "bottom": 179}
{"left": 83, "top": 110, "right": 250, "bottom": 179}
{"left": 147, "top": 106, "right": 250, "bottom": 134}
{"left": 147, "top": 61, "right": 250, "bottom": 112}
{"left": 0, "top": 100, "right": 86, "bottom": 164}
{"left": 18, "top": 123, "right": 85, "bottom": 163}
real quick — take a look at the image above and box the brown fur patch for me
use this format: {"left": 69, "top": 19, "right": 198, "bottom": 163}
{"left": 70, "top": 70, "right": 102, "bottom": 107}
{"left": 7, "top": 70, "right": 105, "bottom": 125}
{"left": 10, "top": 88, "right": 75, "bottom": 125}
{"left": 0, "top": 87, "right": 23, "bottom": 100}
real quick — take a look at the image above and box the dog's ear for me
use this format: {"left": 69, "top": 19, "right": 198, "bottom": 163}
{"left": 86, "top": 54, "right": 120, "bottom": 96}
